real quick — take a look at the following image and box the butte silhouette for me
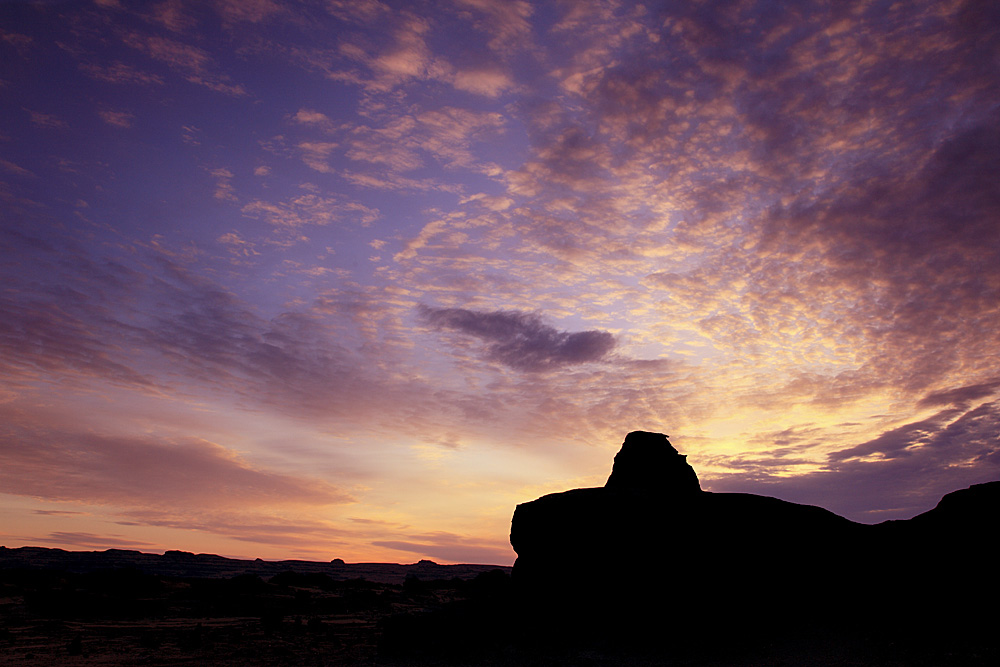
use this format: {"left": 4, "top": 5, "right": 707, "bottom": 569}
{"left": 509, "top": 431, "right": 999, "bottom": 651}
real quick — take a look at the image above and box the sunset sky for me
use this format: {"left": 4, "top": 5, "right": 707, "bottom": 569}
{"left": 2, "top": 0, "right": 998, "bottom": 565}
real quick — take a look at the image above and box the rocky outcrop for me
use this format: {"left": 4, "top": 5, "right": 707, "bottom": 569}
{"left": 603, "top": 430, "right": 700, "bottom": 493}
{"left": 509, "top": 431, "right": 1000, "bottom": 648}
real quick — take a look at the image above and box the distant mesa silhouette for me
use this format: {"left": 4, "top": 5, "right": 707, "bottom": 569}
{"left": 509, "top": 430, "right": 1000, "bottom": 650}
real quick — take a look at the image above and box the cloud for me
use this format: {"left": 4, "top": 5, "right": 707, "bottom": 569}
{"left": 340, "top": 170, "right": 459, "bottom": 193}
{"left": 452, "top": 67, "right": 514, "bottom": 97}
{"left": 148, "top": 0, "right": 198, "bottom": 32}
{"left": 241, "top": 193, "right": 379, "bottom": 229}
{"left": 749, "top": 114, "right": 1000, "bottom": 396}
{"left": 216, "top": 230, "right": 261, "bottom": 263}
{"left": 0, "top": 274, "right": 156, "bottom": 389}
{"left": 419, "top": 306, "right": 616, "bottom": 371}
{"left": 4, "top": 0, "right": 999, "bottom": 561}
{"left": 1, "top": 31, "right": 33, "bottom": 53}
{"left": 0, "top": 419, "right": 353, "bottom": 509}
{"left": 706, "top": 400, "right": 1000, "bottom": 522}
{"left": 25, "top": 109, "right": 67, "bottom": 129}
{"left": 0, "top": 158, "right": 35, "bottom": 177}
{"left": 827, "top": 409, "right": 966, "bottom": 463}
{"left": 307, "top": 4, "right": 521, "bottom": 98}
{"left": 123, "top": 32, "right": 247, "bottom": 95}
{"left": 209, "top": 167, "right": 236, "bottom": 201}
{"left": 296, "top": 141, "right": 341, "bottom": 173}
{"left": 79, "top": 61, "right": 165, "bottom": 85}
{"left": 453, "top": 0, "right": 533, "bottom": 55}
{"left": 292, "top": 108, "right": 332, "bottom": 125}
{"left": 324, "top": 0, "right": 390, "bottom": 24}
{"left": 118, "top": 509, "right": 353, "bottom": 551}
{"left": 0, "top": 232, "right": 377, "bottom": 420}
{"left": 366, "top": 13, "right": 437, "bottom": 89}
{"left": 412, "top": 106, "right": 506, "bottom": 167}
{"left": 213, "top": 0, "right": 285, "bottom": 25}
{"left": 918, "top": 381, "right": 1000, "bottom": 409}
{"left": 98, "top": 109, "right": 134, "bottom": 128}
{"left": 33, "top": 532, "right": 160, "bottom": 550}
{"left": 372, "top": 531, "right": 513, "bottom": 565}
{"left": 443, "top": 0, "right": 997, "bottom": 426}
{"left": 0, "top": 230, "right": 511, "bottom": 457}
{"left": 316, "top": 106, "right": 504, "bottom": 182}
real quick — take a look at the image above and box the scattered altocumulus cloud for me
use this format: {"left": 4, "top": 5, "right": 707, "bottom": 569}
{"left": 1, "top": 0, "right": 998, "bottom": 563}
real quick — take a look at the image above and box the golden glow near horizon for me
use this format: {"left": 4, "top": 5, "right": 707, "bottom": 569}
{"left": 1, "top": 0, "right": 999, "bottom": 564}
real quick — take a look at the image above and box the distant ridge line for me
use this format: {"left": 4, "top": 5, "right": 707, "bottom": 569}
{"left": 0, "top": 546, "right": 510, "bottom": 585}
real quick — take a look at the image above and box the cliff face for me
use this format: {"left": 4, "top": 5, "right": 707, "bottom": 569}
{"left": 509, "top": 431, "right": 999, "bottom": 647}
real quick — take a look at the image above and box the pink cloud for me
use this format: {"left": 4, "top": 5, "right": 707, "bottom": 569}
{"left": 33, "top": 532, "right": 160, "bottom": 550}
{"left": 123, "top": 32, "right": 248, "bottom": 95}
{"left": 373, "top": 531, "right": 514, "bottom": 565}
{"left": 98, "top": 109, "right": 134, "bottom": 128}
{"left": 0, "top": 419, "right": 353, "bottom": 509}
{"left": 79, "top": 61, "right": 165, "bottom": 85}
{"left": 452, "top": 67, "right": 514, "bottom": 97}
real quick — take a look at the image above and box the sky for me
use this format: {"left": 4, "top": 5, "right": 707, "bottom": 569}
{"left": 1, "top": 0, "right": 998, "bottom": 566}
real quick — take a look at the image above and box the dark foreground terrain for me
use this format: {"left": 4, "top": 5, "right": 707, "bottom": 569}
{"left": 2, "top": 544, "right": 997, "bottom": 667}
{"left": 0, "top": 546, "right": 514, "bottom": 666}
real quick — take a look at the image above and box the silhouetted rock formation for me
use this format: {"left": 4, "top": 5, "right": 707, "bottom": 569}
{"left": 510, "top": 431, "right": 1000, "bottom": 655}
{"left": 604, "top": 430, "right": 700, "bottom": 493}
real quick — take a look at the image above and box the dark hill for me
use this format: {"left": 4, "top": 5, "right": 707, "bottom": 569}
{"left": 510, "top": 431, "right": 1000, "bottom": 657}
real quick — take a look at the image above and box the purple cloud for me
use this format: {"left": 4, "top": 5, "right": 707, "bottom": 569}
{"left": 918, "top": 380, "right": 1000, "bottom": 408}
{"left": 419, "top": 306, "right": 616, "bottom": 372}
{"left": 706, "top": 400, "right": 1000, "bottom": 522}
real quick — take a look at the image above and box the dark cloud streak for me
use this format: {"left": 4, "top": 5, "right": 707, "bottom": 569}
{"left": 418, "top": 305, "right": 616, "bottom": 372}
{"left": 918, "top": 380, "right": 1000, "bottom": 408}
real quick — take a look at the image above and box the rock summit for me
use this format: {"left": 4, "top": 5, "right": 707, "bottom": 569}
{"left": 603, "top": 430, "right": 700, "bottom": 493}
